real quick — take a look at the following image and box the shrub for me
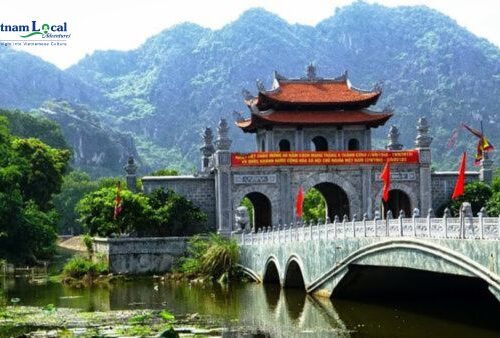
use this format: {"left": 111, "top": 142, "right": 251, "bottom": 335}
{"left": 178, "top": 234, "right": 239, "bottom": 279}
{"left": 149, "top": 169, "right": 179, "bottom": 176}
{"left": 82, "top": 234, "right": 94, "bottom": 257}
{"left": 62, "top": 255, "right": 107, "bottom": 279}
{"left": 447, "top": 182, "right": 492, "bottom": 216}
{"left": 76, "top": 187, "right": 154, "bottom": 237}
{"left": 149, "top": 189, "right": 208, "bottom": 236}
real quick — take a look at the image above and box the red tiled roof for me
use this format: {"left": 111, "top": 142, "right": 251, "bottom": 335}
{"left": 259, "top": 81, "right": 380, "bottom": 105}
{"left": 236, "top": 109, "right": 392, "bottom": 132}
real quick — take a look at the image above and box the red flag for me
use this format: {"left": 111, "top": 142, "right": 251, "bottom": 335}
{"left": 452, "top": 152, "right": 466, "bottom": 200}
{"left": 380, "top": 160, "right": 391, "bottom": 202}
{"left": 113, "top": 181, "right": 123, "bottom": 220}
{"left": 295, "top": 185, "right": 304, "bottom": 218}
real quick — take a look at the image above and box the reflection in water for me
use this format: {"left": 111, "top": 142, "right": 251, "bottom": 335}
{"left": 3, "top": 277, "right": 500, "bottom": 337}
{"left": 263, "top": 284, "right": 280, "bottom": 311}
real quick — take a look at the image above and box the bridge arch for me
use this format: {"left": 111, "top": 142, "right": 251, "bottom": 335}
{"left": 307, "top": 239, "right": 500, "bottom": 298}
{"left": 263, "top": 256, "right": 281, "bottom": 284}
{"left": 302, "top": 172, "right": 361, "bottom": 219}
{"left": 284, "top": 255, "right": 306, "bottom": 289}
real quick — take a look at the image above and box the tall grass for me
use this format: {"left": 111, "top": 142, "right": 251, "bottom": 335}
{"left": 178, "top": 233, "right": 239, "bottom": 279}
{"left": 62, "top": 255, "right": 108, "bottom": 280}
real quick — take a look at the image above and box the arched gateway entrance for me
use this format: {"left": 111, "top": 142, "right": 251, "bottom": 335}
{"left": 313, "top": 182, "right": 350, "bottom": 220}
{"left": 243, "top": 192, "right": 272, "bottom": 232}
{"left": 383, "top": 189, "right": 412, "bottom": 218}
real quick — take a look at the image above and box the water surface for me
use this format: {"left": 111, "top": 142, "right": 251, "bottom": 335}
{"left": 2, "top": 276, "right": 499, "bottom": 337}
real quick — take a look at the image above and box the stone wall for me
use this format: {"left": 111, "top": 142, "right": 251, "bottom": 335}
{"left": 142, "top": 175, "right": 216, "bottom": 229}
{"left": 431, "top": 171, "right": 480, "bottom": 212}
{"left": 93, "top": 237, "right": 188, "bottom": 274}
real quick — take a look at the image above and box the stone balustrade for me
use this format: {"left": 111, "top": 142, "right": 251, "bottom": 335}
{"left": 238, "top": 212, "right": 500, "bottom": 246}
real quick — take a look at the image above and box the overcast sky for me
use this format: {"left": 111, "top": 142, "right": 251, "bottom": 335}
{"left": 1, "top": 0, "right": 498, "bottom": 69}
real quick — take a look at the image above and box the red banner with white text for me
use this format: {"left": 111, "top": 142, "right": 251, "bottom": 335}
{"left": 231, "top": 150, "right": 419, "bottom": 167}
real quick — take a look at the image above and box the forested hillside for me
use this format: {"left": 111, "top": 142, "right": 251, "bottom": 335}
{"left": 0, "top": 2, "right": 498, "bottom": 173}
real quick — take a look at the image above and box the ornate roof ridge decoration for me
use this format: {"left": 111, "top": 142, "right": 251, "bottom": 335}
{"left": 232, "top": 110, "right": 246, "bottom": 123}
{"left": 272, "top": 70, "right": 287, "bottom": 81}
{"left": 241, "top": 88, "right": 255, "bottom": 101}
{"left": 256, "top": 79, "right": 266, "bottom": 92}
{"left": 382, "top": 105, "right": 394, "bottom": 114}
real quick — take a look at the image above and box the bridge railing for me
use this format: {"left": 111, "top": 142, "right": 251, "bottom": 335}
{"left": 237, "top": 212, "right": 500, "bottom": 245}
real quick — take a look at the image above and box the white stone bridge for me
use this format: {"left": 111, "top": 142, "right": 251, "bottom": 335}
{"left": 236, "top": 212, "right": 500, "bottom": 302}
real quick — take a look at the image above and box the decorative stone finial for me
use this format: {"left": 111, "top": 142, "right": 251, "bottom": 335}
{"left": 215, "top": 118, "right": 232, "bottom": 151}
{"left": 241, "top": 88, "right": 254, "bottom": 100}
{"left": 460, "top": 202, "right": 473, "bottom": 218}
{"left": 200, "top": 127, "right": 215, "bottom": 154}
{"left": 386, "top": 125, "right": 403, "bottom": 150}
{"left": 412, "top": 208, "right": 420, "bottom": 218}
{"left": 256, "top": 79, "right": 265, "bottom": 92}
{"left": 200, "top": 127, "right": 215, "bottom": 172}
{"left": 124, "top": 156, "right": 138, "bottom": 192}
{"left": 386, "top": 210, "right": 393, "bottom": 219}
{"left": 306, "top": 63, "right": 317, "bottom": 80}
{"left": 124, "top": 156, "right": 138, "bottom": 175}
{"left": 478, "top": 207, "right": 488, "bottom": 217}
{"left": 443, "top": 208, "right": 451, "bottom": 217}
{"left": 427, "top": 208, "right": 435, "bottom": 218}
{"left": 415, "top": 117, "right": 433, "bottom": 148}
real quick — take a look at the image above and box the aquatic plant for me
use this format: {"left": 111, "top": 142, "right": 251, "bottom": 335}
{"left": 178, "top": 233, "right": 239, "bottom": 280}
{"left": 61, "top": 255, "right": 108, "bottom": 284}
{"left": 82, "top": 234, "right": 94, "bottom": 258}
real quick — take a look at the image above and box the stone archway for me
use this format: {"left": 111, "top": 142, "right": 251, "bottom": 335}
{"left": 375, "top": 182, "right": 418, "bottom": 218}
{"left": 383, "top": 189, "right": 412, "bottom": 218}
{"left": 302, "top": 172, "right": 361, "bottom": 219}
{"left": 233, "top": 185, "right": 279, "bottom": 232}
{"left": 244, "top": 192, "right": 272, "bottom": 231}
{"left": 313, "top": 182, "right": 350, "bottom": 220}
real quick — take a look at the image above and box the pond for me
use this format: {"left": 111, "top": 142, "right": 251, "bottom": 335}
{"left": 2, "top": 274, "right": 500, "bottom": 337}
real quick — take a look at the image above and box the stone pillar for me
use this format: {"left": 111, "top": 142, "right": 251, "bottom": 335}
{"left": 214, "top": 118, "right": 233, "bottom": 236}
{"left": 386, "top": 125, "right": 403, "bottom": 150}
{"left": 124, "top": 156, "right": 138, "bottom": 192}
{"left": 200, "top": 127, "right": 215, "bottom": 173}
{"left": 339, "top": 127, "right": 345, "bottom": 149}
{"left": 362, "top": 167, "right": 373, "bottom": 219}
{"left": 480, "top": 152, "right": 493, "bottom": 184}
{"left": 295, "top": 127, "right": 304, "bottom": 151}
{"left": 415, "top": 117, "right": 433, "bottom": 213}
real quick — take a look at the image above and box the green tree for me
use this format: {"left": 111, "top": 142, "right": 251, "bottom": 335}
{"left": 0, "top": 117, "right": 67, "bottom": 262}
{"left": 76, "top": 187, "right": 154, "bottom": 237}
{"left": 149, "top": 168, "right": 179, "bottom": 176}
{"left": 303, "top": 188, "right": 326, "bottom": 223}
{"left": 12, "top": 138, "right": 71, "bottom": 210}
{"left": 149, "top": 189, "right": 207, "bottom": 236}
{"left": 486, "top": 176, "right": 500, "bottom": 216}
{"left": 53, "top": 171, "right": 99, "bottom": 234}
{"left": 449, "top": 182, "right": 492, "bottom": 216}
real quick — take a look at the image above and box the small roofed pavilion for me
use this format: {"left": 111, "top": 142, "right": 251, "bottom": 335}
{"left": 236, "top": 64, "right": 392, "bottom": 152}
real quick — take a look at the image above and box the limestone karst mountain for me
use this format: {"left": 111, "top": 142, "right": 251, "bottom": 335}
{"left": 0, "top": 2, "right": 498, "bottom": 173}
